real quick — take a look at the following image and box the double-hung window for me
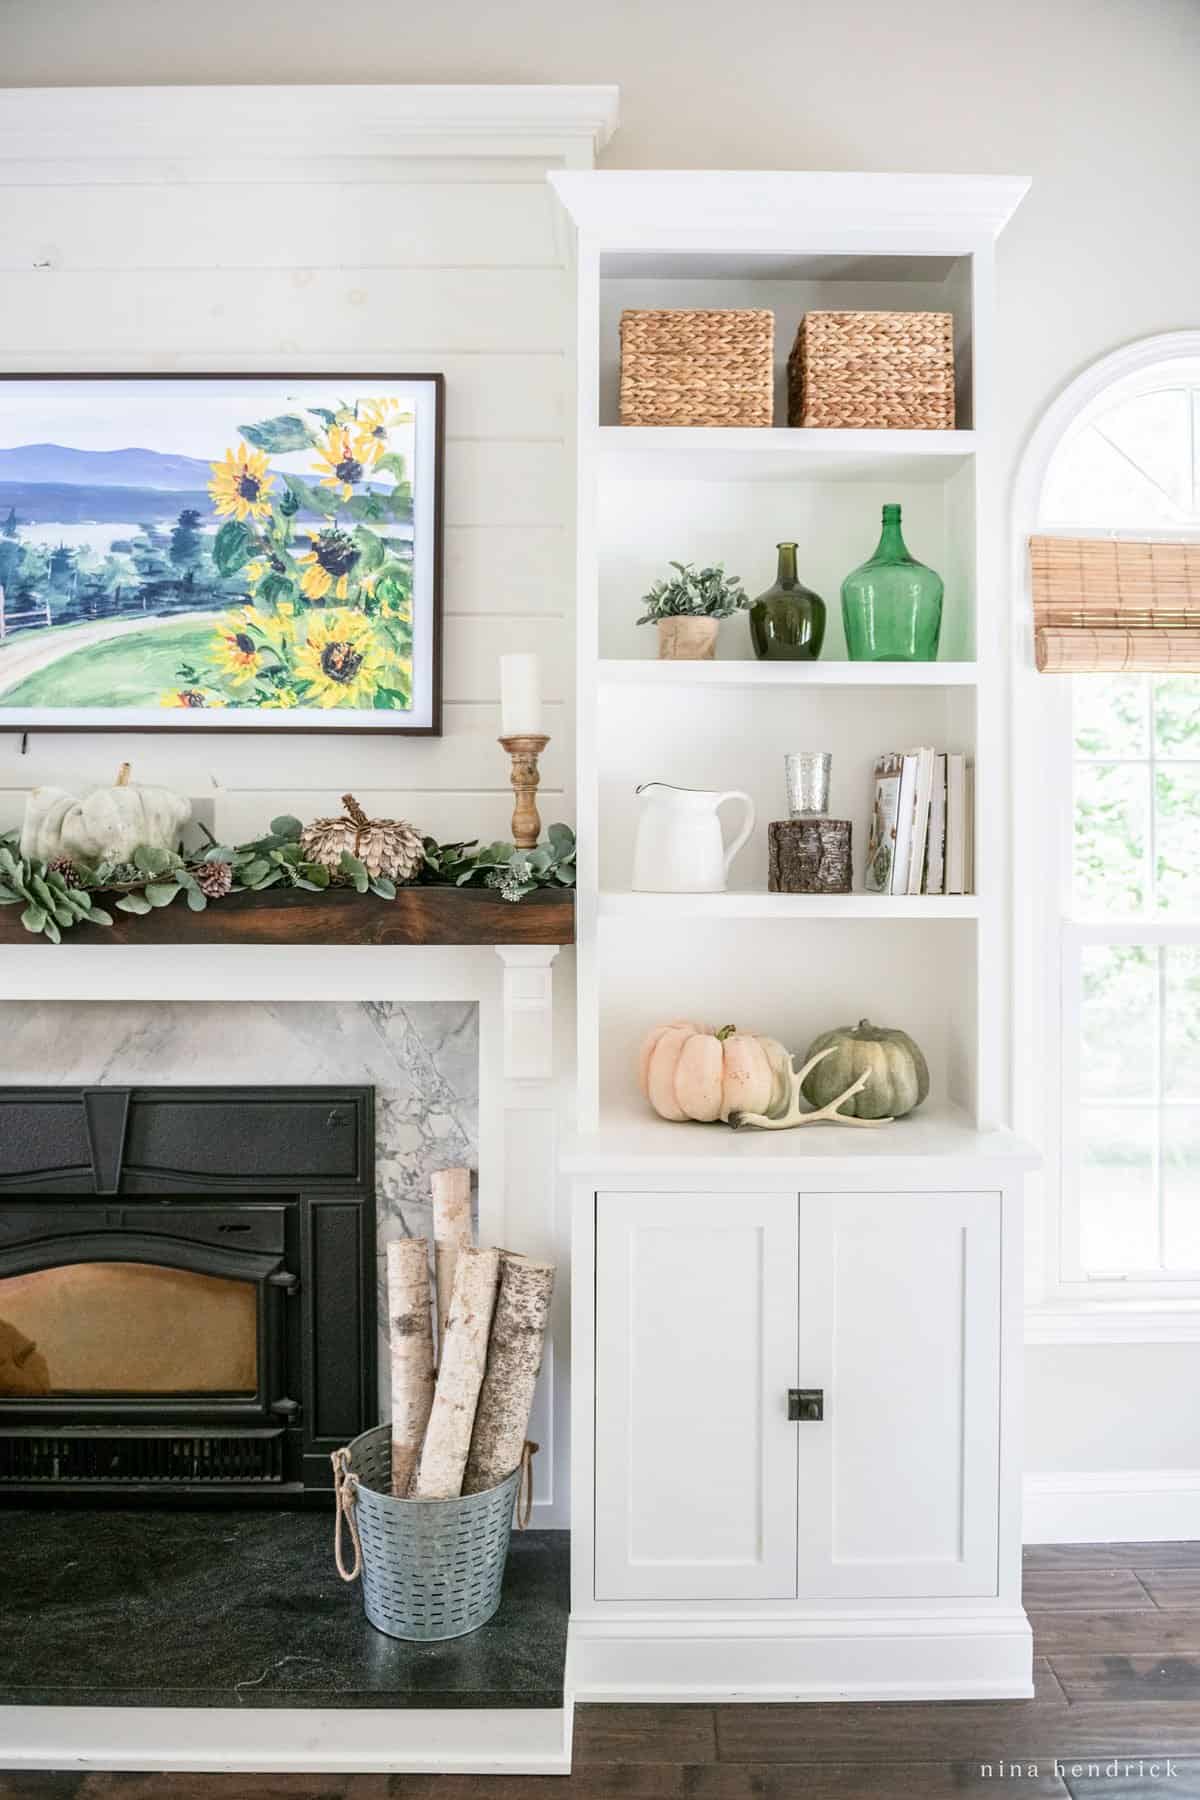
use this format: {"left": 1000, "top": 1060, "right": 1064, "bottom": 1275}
{"left": 1037, "top": 353, "right": 1200, "bottom": 1302}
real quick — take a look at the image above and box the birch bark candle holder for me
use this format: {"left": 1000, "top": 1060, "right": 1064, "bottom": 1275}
{"left": 768, "top": 818, "right": 853, "bottom": 893}
{"left": 499, "top": 734, "right": 550, "bottom": 849}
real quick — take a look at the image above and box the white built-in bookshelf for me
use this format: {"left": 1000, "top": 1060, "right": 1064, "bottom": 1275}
{"left": 551, "top": 171, "right": 1029, "bottom": 1145}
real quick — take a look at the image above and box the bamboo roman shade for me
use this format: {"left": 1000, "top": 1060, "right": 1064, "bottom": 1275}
{"left": 1031, "top": 535, "right": 1200, "bottom": 673}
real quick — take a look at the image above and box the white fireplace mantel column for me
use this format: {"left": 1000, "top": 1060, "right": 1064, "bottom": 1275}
{"left": 494, "top": 945, "right": 560, "bottom": 1082}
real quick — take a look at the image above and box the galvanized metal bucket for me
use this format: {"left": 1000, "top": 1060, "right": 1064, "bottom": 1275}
{"left": 331, "top": 1423, "right": 525, "bottom": 1642}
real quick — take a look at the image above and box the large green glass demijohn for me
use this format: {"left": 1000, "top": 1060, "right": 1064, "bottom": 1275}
{"left": 749, "top": 542, "right": 826, "bottom": 661}
{"left": 841, "top": 504, "right": 944, "bottom": 662}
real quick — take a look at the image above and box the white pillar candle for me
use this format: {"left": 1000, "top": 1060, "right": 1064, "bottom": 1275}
{"left": 500, "top": 653, "right": 542, "bottom": 738}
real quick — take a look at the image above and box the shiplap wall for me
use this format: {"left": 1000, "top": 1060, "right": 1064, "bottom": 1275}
{"left": 0, "top": 143, "right": 576, "bottom": 846}
{"left": 0, "top": 93, "right": 605, "bottom": 1526}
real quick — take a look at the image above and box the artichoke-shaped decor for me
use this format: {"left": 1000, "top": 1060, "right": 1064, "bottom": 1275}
{"left": 300, "top": 793, "right": 424, "bottom": 883}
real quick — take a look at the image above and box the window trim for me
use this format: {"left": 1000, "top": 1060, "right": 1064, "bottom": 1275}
{"left": 1012, "top": 331, "right": 1200, "bottom": 1340}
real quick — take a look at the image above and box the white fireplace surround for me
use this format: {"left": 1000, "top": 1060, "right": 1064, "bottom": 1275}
{"left": 0, "top": 939, "right": 571, "bottom": 1525}
{"left": 0, "top": 938, "right": 575, "bottom": 1776}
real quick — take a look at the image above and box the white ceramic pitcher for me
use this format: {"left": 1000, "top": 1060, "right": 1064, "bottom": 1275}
{"left": 631, "top": 782, "right": 756, "bottom": 893}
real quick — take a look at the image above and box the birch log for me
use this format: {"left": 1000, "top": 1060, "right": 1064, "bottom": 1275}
{"left": 431, "top": 1166, "right": 473, "bottom": 1353}
{"left": 411, "top": 1244, "right": 501, "bottom": 1499}
{"left": 463, "top": 1253, "right": 555, "bottom": 1495}
{"left": 385, "top": 1238, "right": 435, "bottom": 1497}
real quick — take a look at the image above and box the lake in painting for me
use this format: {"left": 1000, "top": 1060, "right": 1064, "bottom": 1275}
{"left": 0, "top": 376, "right": 443, "bottom": 732}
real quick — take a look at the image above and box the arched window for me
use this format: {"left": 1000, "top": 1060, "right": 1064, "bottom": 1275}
{"left": 1018, "top": 334, "right": 1200, "bottom": 1312}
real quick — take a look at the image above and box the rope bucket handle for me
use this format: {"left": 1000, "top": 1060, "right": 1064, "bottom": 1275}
{"left": 331, "top": 1446, "right": 363, "bottom": 1583}
{"left": 516, "top": 1440, "right": 538, "bottom": 1531}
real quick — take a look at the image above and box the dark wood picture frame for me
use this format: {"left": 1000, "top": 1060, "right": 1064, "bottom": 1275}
{"left": 0, "top": 372, "right": 445, "bottom": 735}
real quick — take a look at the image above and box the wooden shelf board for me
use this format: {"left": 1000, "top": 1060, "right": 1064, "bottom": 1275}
{"left": 0, "top": 884, "right": 576, "bottom": 948}
{"left": 598, "top": 890, "right": 979, "bottom": 921}
{"left": 562, "top": 1099, "right": 1037, "bottom": 1176}
{"left": 594, "top": 426, "right": 977, "bottom": 484}
{"left": 596, "top": 659, "right": 978, "bottom": 689}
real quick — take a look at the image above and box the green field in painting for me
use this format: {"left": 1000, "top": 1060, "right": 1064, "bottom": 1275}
{"left": 0, "top": 619, "right": 218, "bottom": 709}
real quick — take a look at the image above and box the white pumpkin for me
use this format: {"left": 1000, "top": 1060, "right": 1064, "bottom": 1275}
{"left": 638, "top": 1021, "right": 795, "bottom": 1124}
{"left": 20, "top": 763, "right": 192, "bottom": 866}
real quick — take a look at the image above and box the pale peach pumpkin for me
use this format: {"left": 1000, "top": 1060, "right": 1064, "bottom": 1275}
{"left": 638, "top": 1022, "right": 795, "bottom": 1124}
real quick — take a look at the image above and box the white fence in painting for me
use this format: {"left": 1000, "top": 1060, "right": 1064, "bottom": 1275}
{"left": 0, "top": 583, "right": 52, "bottom": 641}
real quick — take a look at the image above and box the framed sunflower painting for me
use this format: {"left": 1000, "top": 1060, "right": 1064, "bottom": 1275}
{"left": 0, "top": 374, "right": 444, "bottom": 732}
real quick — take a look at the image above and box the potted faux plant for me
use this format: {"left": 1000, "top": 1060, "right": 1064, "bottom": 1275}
{"left": 636, "top": 561, "right": 748, "bottom": 660}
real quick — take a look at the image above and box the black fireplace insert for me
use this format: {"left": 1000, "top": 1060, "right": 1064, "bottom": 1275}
{"left": 0, "top": 1086, "right": 377, "bottom": 1501}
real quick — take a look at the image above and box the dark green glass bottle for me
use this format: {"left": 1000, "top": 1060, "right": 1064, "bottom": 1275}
{"left": 750, "top": 542, "right": 826, "bottom": 661}
{"left": 841, "top": 504, "right": 944, "bottom": 662}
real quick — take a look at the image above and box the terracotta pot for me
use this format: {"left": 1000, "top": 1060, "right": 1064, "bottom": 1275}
{"left": 657, "top": 617, "right": 718, "bottom": 660}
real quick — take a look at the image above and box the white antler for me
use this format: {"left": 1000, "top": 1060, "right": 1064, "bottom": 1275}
{"left": 730, "top": 1044, "right": 892, "bottom": 1131}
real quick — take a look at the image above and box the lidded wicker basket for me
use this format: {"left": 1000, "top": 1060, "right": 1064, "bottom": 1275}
{"left": 620, "top": 308, "right": 774, "bottom": 428}
{"left": 788, "top": 311, "right": 956, "bottom": 430}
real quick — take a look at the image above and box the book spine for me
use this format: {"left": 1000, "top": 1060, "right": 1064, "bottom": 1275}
{"left": 946, "top": 753, "right": 965, "bottom": 896}
{"left": 890, "top": 753, "right": 919, "bottom": 896}
{"left": 965, "top": 759, "right": 975, "bottom": 896}
{"left": 925, "top": 754, "right": 947, "bottom": 894}
{"left": 906, "top": 747, "right": 935, "bottom": 897}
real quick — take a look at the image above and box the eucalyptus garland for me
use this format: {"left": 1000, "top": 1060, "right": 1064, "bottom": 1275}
{"left": 0, "top": 818, "right": 576, "bottom": 943}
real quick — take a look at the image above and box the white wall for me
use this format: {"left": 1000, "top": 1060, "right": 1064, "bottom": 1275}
{"left": 0, "top": 114, "right": 575, "bottom": 849}
{"left": 5, "top": 0, "right": 1200, "bottom": 1487}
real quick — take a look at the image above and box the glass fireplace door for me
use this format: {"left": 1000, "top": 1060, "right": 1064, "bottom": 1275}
{"left": 0, "top": 1260, "right": 259, "bottom": 1398}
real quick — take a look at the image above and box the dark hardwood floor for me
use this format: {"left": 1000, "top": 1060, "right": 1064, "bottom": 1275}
{"left": 5, "top": 1543, "right": 1200, "bottom": 1799}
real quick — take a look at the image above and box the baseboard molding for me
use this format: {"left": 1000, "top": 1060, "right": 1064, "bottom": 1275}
{"left": 1024, "top": 1469, "right": 1200, "bottom": 1543}
{"left": 566, "top": 1612, "right": 1034, "bottom": 1703}
{"left": 0, "top": 1703, "right": 573, "bottom": 1777}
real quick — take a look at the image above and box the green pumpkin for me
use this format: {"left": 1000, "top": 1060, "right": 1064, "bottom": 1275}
{"left": 799, "top": 1018, "right": 929, "bottom": 1121}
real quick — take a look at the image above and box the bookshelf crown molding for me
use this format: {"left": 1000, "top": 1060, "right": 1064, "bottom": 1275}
{"left": 550, "top": 169, "right": 1030, "bottom": 244}
{"left": 0, "top": 84, "right": 621, "bottom": 166}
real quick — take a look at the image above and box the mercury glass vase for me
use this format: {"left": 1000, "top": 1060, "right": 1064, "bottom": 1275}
{"left": 840, "top": 504, "right": 944, "bottom": 662}
{"left": 750, "top": 542, "right": 826, "bottom": 661}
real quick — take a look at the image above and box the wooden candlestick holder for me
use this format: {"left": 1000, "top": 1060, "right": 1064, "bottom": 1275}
{"left": 499, "top": 733, "right": 550, "bottom": 849}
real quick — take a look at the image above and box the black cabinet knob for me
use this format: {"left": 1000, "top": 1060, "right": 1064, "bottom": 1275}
{"left": 788, "top": 1388, "right": 824, "bottom": 1422}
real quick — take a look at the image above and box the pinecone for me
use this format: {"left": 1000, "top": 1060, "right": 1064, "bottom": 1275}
{"left": 195, "top": 860, "right": 234, "bottom": 900}
{"left": 47, "top": 856, "right": 84, "bottom": 889}
{"left": 300, "top": 792, "right": 424, "bottom": 882}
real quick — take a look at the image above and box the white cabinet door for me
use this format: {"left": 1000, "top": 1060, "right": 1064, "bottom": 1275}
{"left": 796, "top": 1190, "right": 1001, "bottom": 1600}
{"left": 595, "top": 1191, "right": 799, "bottom": 1602}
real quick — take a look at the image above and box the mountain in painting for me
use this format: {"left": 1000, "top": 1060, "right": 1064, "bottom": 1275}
{"left": 0, "top": 444, "right": 215, "bottom": 490}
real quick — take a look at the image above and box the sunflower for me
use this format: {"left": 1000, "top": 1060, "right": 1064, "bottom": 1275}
{"left": 293, "top": 608, "right": 388, "bottom": 709}
{"left": 210, "top": 619, "right": 265, "bottom": 687}
{"left": 235, "top": 601, "right": 296, "bottom": 654}
{"left": 209, "top": 444, "right": 275, "bottom": 522}
{"left": 160, "top": 687, "right": 226, "bottom": 709}
{"left": 261, "top": 686, "right": 300, "bottom": 709}
{"left": 351, "top": 398, "right": 409, "bottom": 468}
{"left": 297, "top": 527, "right": 360, "bottom": 602}
{"left": 313, "top": 426, "right": 365, "bottom": 501}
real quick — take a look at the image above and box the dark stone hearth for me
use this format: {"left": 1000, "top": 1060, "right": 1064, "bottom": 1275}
{"left": 0, "top": 1507, "right": 568, "bottom": 1709}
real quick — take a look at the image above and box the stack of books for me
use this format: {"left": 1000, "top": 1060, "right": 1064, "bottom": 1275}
{"left": 864, "top": 749, "right": 974, "bottom": 896}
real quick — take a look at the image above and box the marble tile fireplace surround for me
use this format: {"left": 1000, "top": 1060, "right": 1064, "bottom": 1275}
{"left": 0, "top": 999, "right": 482, "bottom": 1431}
{"left": 0, "top": 953, "right": 569, "bottom": 1529}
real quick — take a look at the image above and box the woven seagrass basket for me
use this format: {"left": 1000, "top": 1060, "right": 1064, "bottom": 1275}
{"left": 788, "top": 311, "right": 956, "bottom": 430}
{"left": 619, "top": 308, "right": 774, "bottom": 428}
